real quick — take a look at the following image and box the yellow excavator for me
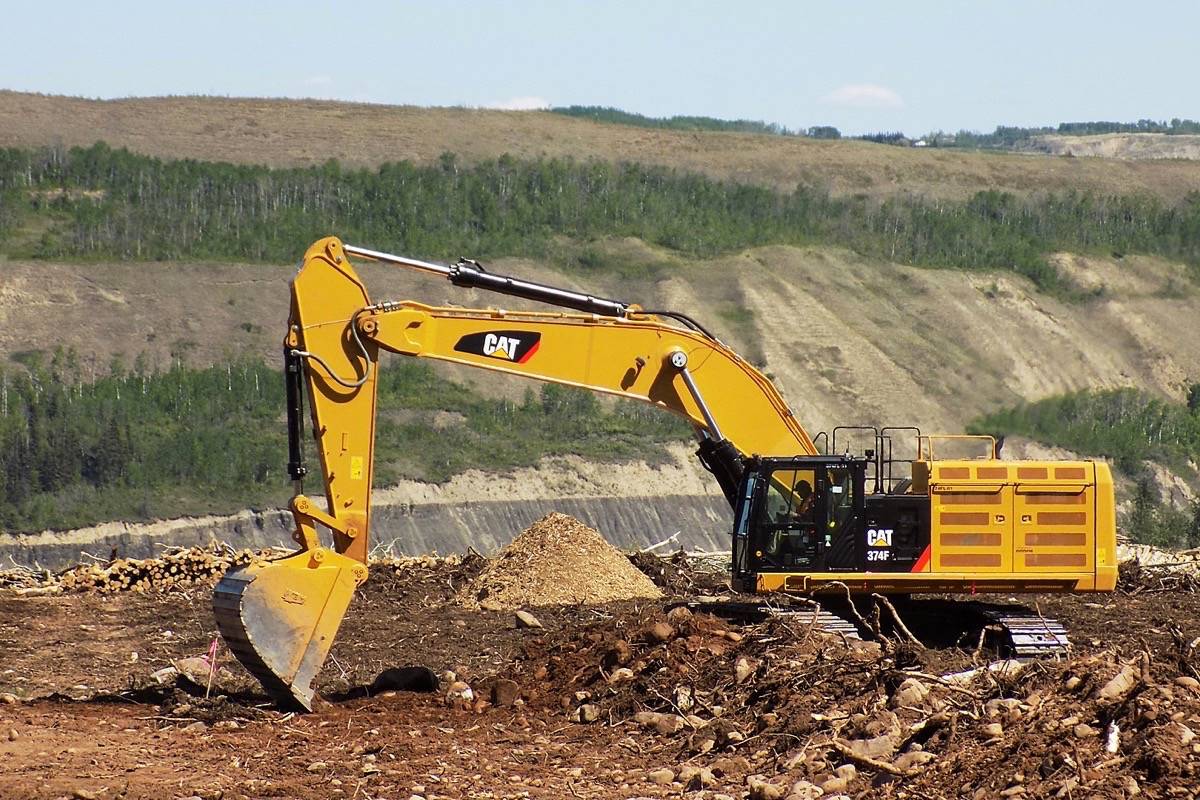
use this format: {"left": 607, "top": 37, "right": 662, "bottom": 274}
{"left": 214, "top": 237, "right": 1118, "bottom": 710}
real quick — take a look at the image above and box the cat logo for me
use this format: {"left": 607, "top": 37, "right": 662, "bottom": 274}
{"left": 867, "top": 528, "right": 894, "bottom": 548}
{"left": 453, "top": 330, "right": 541, "bottom": 364}
{"left": 482, "top": 333, "right": 521, "bottom": 360}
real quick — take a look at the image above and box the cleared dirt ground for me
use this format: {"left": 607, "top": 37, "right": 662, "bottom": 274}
{"left": 1, "top": 554, "right": 1198, "bottom": 800}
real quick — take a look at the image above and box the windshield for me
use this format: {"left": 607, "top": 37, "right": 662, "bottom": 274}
{"left": 756, "top": 467, "right": 819, "bottom": 569}
{"left": 764, "top": 468, "right": 817, "bottom": 524}
{"left": 826, "top": 467, "right": 855, "bottom": 533}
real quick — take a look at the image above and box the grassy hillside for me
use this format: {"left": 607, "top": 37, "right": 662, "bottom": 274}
{"left": 5, "top": 242, "right": 1199, "bottom": 436}
{"left": 5, "top": 92, "right": 1200, "bottom": 202}
{"left": 550, "top": 105, "right": 799, "bottom": 136}
{"left": 4, "top": 143, "right": 1199, "bottom": 295}
{"left": 1, "top": 96, "right": 1199, "bottom": 535}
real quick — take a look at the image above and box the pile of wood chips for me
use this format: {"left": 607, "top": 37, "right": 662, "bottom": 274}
{"left": 459, "top": 512, "right": 663, "bottom": 609}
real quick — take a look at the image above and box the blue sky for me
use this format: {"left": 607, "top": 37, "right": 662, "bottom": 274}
{"left": 7, "top": 1, "right": 1197, "bottom": 135}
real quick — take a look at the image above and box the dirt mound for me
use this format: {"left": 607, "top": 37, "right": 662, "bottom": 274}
{"left": 459, "top": 512, "right": 662, "bottom": 609}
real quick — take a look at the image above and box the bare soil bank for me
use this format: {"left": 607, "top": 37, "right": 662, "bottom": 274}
{"left": 0, "top": 494, "right": 729, "bottom": 570}
{"left": 4, "top": 245, "right": 1198, "bottom": 438}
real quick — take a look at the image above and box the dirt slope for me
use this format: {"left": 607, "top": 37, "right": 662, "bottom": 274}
{"left": 5, "top": 91, "right": 1200, "bottom": 201}
{"left": 3, "top": 245, "right": 1197, "bottom": 436}
{"left": 1025, "top": 132, "right": 1200, "bottom": 160}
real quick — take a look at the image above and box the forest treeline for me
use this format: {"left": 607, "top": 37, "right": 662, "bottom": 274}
{"left": 2, "top": 143, "right": 1200, "bottom": 293}
{"left": 550, "top": 105, "right": 804, "bottom": 136}
{"left": 940, "top": 118, "right": 1200, "bottom": 149}
{"left": 0, "top": 351, "right": 688, "bottom": 532}
{"left": 970, "top": 388, "right": 1200, "bottom": 548}
{"left": 549, "top": 106, "right": 1200, "bottom": 149}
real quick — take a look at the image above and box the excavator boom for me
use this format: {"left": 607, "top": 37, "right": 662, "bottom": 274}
{"left": 214, "top": 236, "right": 817, "bottom": 708}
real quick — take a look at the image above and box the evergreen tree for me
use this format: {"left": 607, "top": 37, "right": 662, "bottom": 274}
{"left": 1187, "top": 383, "right": 1200, "bottom": 414}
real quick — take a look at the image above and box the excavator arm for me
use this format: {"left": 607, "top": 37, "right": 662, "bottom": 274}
{"left": 215, "top": 236, "right": 817, "bottom": 709}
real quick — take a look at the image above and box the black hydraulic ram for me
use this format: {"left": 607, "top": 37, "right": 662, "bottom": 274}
{"left": 341, "top": 244, "right": 718, "bottom": 337}
{"left": 342, "top": 244, "right": 629, "bottom": 317}
{"left": 341, "top": 242, "right": 741, "bottom": 503}
{"left": 284, "top": 347, "right": 308, "bottom": 484}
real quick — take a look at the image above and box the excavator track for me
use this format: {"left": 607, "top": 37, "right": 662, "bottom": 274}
{"left": 969, "top": 603, "right": 1072, "bottom": 659}
{"left": 678, "top": 599, "right": 863, "bottom": 639}
{"left": 679, "top": 598, "right": 1069, "bottom": 658}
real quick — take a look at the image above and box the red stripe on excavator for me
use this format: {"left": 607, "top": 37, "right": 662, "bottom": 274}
{"left": 518, "top": 339, "right": 541, "bottom": 364}
{"left": 911, "top": 545, "right": 931, "bottom": 573}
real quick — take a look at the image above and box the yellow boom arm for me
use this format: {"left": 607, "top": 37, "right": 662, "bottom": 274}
{"left": 215, "top": 236, "right": 816, "bottom": 709}
{"left": 292, "top": 238, "right": 816, "bottom": 564}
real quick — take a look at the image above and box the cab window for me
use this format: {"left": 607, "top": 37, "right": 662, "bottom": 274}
{"left": 825, "top": 467, "right": 855, "bottom": 534}
{"left": 758, "top": 468, "right": 818, "bottom": 568}
{"left": 764, "top": 469, "right": 816, "bottom": 524}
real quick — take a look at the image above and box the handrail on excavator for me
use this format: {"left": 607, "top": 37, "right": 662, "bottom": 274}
{"left": 918, "top": 434, "right": 998, "bottom": 461}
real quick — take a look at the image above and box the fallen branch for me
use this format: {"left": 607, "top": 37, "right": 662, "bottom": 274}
{"left": 14, "top": 585, "right": 62, "bottom": 597}
{"left": 820, "top": 581, "right": 875, "bottom": 637}
{"left": 894, "top": 669, "right": 983, "bottom": 698}
{"left": 829, "top": 738, "right": 909, "bottom": 776}
{"left": 639, "top": 532, "right": 680, "bottom": 553}
{"left": 972, "top": 624, "right": 1004, "bottom": 663}
{"left": 872, "top": 593, "right": 925, "bottom": 649}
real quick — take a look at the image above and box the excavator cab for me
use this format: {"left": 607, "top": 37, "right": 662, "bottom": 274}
{"left": 731, "top": 448, "right": 937, "bottom": 593}
{"left": 733, "top": 456, "right": 870, "bottom": 581}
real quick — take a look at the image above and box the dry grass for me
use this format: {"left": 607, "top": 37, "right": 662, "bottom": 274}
{"left": 5, "top": 91, "right": 1200, "bottom": 201}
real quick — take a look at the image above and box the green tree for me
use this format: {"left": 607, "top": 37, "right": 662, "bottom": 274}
{"left": 1187, "top": 382, "right": 1200, "bottom": 413}
{"left": 1125, "top": 476, "right": 1157, "bottom": 543}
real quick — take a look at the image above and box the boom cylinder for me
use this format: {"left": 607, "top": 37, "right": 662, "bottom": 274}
{"left": 343, "top": 243, "right": 630, "bottom": 317}
{"left": 284, "top": 348, "right": 307, "bottom": 484}
{"left": 448, "top": 261, "right": 629, "bottom": 317}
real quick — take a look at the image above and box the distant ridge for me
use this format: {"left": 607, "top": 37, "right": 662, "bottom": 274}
{"left": 3, "top": 91, "right": 1200, "bottom": 201}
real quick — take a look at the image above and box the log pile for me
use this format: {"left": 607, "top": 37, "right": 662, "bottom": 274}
{"left": 3, "top": 544, "right": 284, "bottom": 596}
{"left": 1, "top": 545, "right": 460, "bottom": 596}
{"left": 56, "top": 546, "right": 266, "bottom": 594}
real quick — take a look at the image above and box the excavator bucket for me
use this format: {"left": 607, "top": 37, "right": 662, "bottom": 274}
{"left": 213, "top": 548, "right": 365, "bottom": 710}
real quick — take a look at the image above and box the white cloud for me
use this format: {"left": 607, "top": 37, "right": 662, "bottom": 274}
{"left": 822, "top": 84, "right": 904, "bottom": 109}
{"left": 486, "top": 95, "right": 551, "bottom": 111}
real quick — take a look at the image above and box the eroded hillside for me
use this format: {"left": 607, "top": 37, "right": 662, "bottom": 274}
{"left": 3, "top": 243, "right": 1196, "bottom": 436}
{"left": 1025, "top": 132, "right": 1200, "bottom": 160}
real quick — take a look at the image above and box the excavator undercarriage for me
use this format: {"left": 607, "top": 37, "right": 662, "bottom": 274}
{"left": 214, "top": 237, "right": 1117, "bottom": 709}
{"left": 682, "top": 596, "right": 1073, "bottom": 660}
